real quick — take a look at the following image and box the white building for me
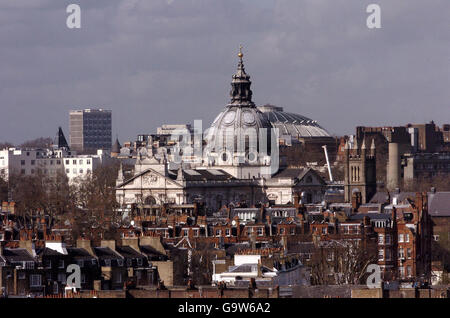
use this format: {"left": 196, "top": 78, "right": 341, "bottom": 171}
{"left": 212, "top": 253, "right": 310, "bottom": 287}
{"left": 0, "top": 147, "right": 110, "bottom": 183}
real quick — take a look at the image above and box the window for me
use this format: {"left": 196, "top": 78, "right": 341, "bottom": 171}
{"left": 385, "top": 234, "right": 391, "bottom": 245}
{"left": 56, "top": 160, "right": 61, "bottom": 165}
{"left": 114, "top": 273, "right": 122, "bottom": 284}
{"left": 327, "top": 253, "right": 334, "bottom": 262}
{"left": 58, "top": 260, "right": 65, "bottom": 269}
{"left": 30, "top": 274, "right": 42, "bottom": 287}
{"left": 193, "top": 229, "right": 199, "bottom": 237}
{"left": 73, "top": 160, "right": 77, "bottom": 165}
{"left": 378, "top": 234, "right": 384, "bottom": 245}
{"left": 407, "top": 248, "right": 412, "bottom": 259}
{"left": 57, "top": 273, "right": 66, "bottom": 282}
{"left": 433, "top": 235, "right": 439, "bottom": 241}
{"left": 66, "top": 160, "right": 69, "bottom": 165}
{"left": 73, "top": 168, "right": 77, "bottom": 174}
{"left": 21, "top": 169, "right": 25, "bottom": 174}
{"left": 104, "top": 259, "right": 111, "bottom": 267}
{"left": 225, "top": 229, "right": 230, "bottom": 237}
{"left": 257, "top": 227, "right": 263, "bottom": 236}
{"left": 87, "top": 160, "right": 91, "bottom": 165}
{"left": 45, "top": 260, "right": 52, "bottom": 268}
{"left": 31, "top": 160, "right": 35, "bottom": 165}
{"left": 398, "top": 248, "right": 405, "bottom": 259}
{"left": 21, "top": 160, "right": 25, "bottom": 165}
{"left": 137, "top": 258, "right": 143, "bottom": 266}
{"left": 322, "top": 227, "right": 327, "bottom": 234}
{"left": 215, "top": 229, "right": 221, "bottom": 237}
{"left": 126, "top": 259, "right": 132, "bottom": 267}
{"left": 66, "top": 169, "right": 70, "bottom": 173}
{"left": 79, "top": 169, "right": 83, "bottom": 174}
{"left": 279, "top": 228, "right": 285, "bottom": 235}
{"left": 407, "top": 266, "right": 412, "bottom": 277}
{"left": 398, "top": 234, "right": 404, "bottom": 243}
{"left": 50, "top": 160, "right": 53, "bottom": 165}
{"left": 290, "top": 228, "right": 295, "bottom": 235}
{"left": 18, "top": 272, "right": 26, "bottom": 280}
{"left": 79, "top": 160, "right": 83, "bottom": 164}
{"left": 399, "top": 266, "right": 405, "bottom": 278}
{"left": 183, "top": 229, "right": 188, "bottom": 237}
{"left": 77, "top": 260, "right": 84, "bottom": 268}
{"left": 378, "top": 249, "right": 384, "bottom": 261}
{"left": 117, "top": 259, "right": 124, "bottom": 267}
{"left": 405, "top": 234, "right": 410, "bottom": 243}
{"left": 385, "top": 249, "right": 391, "bottom": 261}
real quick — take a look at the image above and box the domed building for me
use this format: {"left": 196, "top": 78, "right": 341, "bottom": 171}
{"left": 203, "top": 47, "right": 275, "bottom": 179}
{"left": 116, "top": 49, "right": 330, "bottom": 211}
{"left": 203, "top": 48, "right": 336, "bottom": 178}
{"left": 258, "top": 104, "right": 331, "bottom": 141}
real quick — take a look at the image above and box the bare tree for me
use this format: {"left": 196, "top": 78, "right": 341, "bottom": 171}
{"left": 19, "top": 137, "right": 53, "bottom": 149}
{"left": 72, "top": 162, "right": 121, "bottom": 239}
{"left": 190, "top": 242, "right": 216, "bottom": 285}
{"left": 0, "top": 142, "right": 14, "bottom": 150}
{"left": 309, "top": 237, "right": 377, "bottom": 285}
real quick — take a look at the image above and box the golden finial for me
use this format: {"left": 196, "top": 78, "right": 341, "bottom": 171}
{"left": 238, "top": 45, "right": 243, "bottom": 60}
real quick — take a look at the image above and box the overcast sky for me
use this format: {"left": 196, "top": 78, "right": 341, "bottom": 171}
{"left": 0, "top": 0, "right": 449, "bottom": 144}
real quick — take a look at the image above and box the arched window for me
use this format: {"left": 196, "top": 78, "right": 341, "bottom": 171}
{"left": 144, "top": 196, "right": 156, "bottom": 205}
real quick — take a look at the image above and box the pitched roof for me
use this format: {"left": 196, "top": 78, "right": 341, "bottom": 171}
{"left": 2, "top": 248, "right": 35, "bottom": 262}
{"left": 115, "top": 246, "right": 145, "bottom": 259}
{"left": 169, "top": 169, "right": 235, "bottom": 182}
{"left": 66, "top": 247, "right": 96, "bottom": 260}
{"left": 273, "top": 167, "right": 310, "bottom": 179}
{"left": 428, "top": 192, "right": 450, "bottom": 217}
{"left": 93, "top": 247, "right": 123, "bottom": 260}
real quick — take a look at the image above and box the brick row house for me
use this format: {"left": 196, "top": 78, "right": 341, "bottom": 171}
{"left": 0, "top": 237, "right": 169, "bottom": 297}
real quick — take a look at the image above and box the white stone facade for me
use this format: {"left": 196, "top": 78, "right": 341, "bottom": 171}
{"left": 0, "top": 148, "right": 109, "bottom": 183}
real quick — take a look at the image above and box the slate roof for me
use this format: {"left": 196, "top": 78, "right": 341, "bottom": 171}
{"left": 35, "top": 247, "right": 64, "bottom": 257}
{"left": 349, "top": 213, "right": 391, "bottom": 221}
{"left": 93, "top": 247, "right": 123, "bottom": 260}
{"left": 287, "top": 242, "right": 315, "bottom": 254}
{"left": 370, "top": 192, "right": 390, "bottom": 204}
{"left": 2, "top": 248, "right": 35, "bottom": 262}
{"left": 169, "top": 169, "right": 235, "bottom": 182}
{"left": 273, "top": 167, "right": 310, "bottom": 179}
{"left": 116, "top": 246, "right": 145, "bottom": 259}
{"left": 66, "top": 247, "right": 96, "bottom": 260}
{"left": 139, "top": 245, "right": 167, "bottom": 260}
{"left": 428, "top": 192, "right": 450, "bottom": 217}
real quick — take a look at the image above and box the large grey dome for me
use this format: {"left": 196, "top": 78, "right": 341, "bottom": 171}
{"left": 258, "top": 105, "right": 330, "bottom": 138}
{"left": 204, "top": 49, "right": 273, "bottom": 163}
{"left": 205, "top": 105, "right": 273, "bottom": 153}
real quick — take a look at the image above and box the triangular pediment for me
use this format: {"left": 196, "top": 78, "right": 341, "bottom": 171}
{"left": 116, "top": 167, "right": 183, "bottom": 189}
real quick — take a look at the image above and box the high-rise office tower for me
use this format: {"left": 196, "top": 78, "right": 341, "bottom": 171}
{"left": 69, "top": 109, "right": 112, "bottom": 153}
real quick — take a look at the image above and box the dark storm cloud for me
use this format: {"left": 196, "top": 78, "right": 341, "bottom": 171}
{"left": 0, "top": 0, "right": 448, "bottom": 144}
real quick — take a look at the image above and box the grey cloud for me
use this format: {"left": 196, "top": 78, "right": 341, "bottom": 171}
{"left": 0, "top": 0, "right": 448, "bottom": 144}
